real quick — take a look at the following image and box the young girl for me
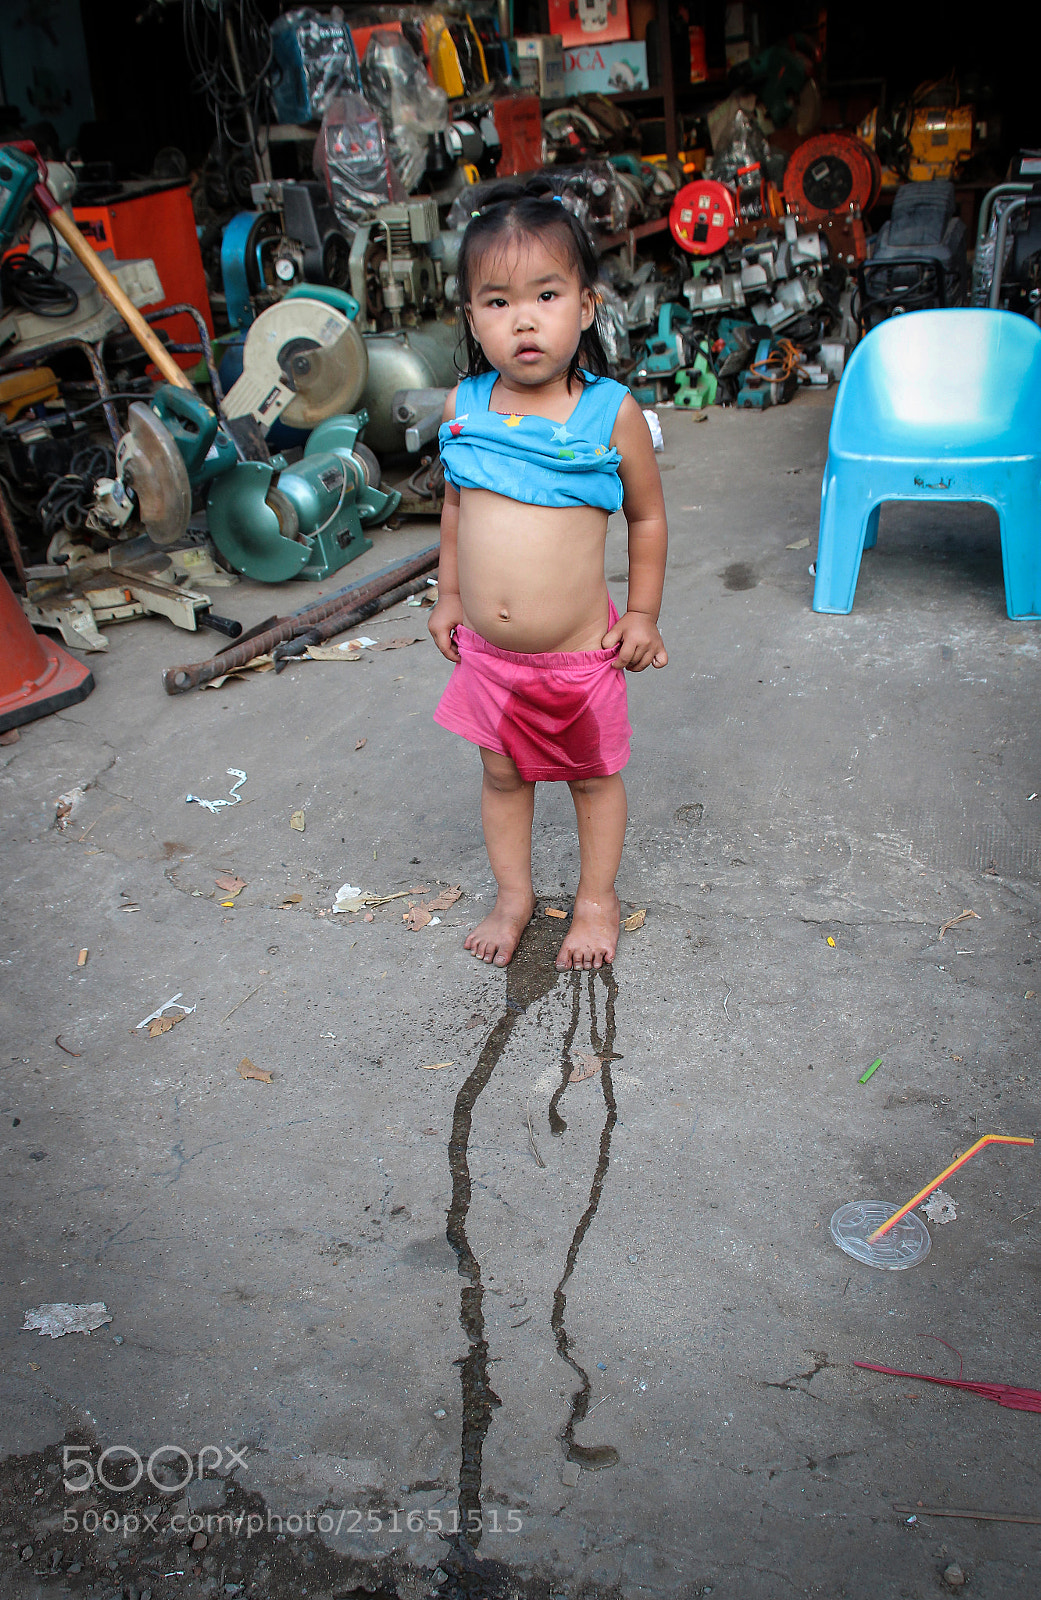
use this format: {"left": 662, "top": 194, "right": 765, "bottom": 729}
{"left": 429, "top": 181, "right": 668, "bottom": 972}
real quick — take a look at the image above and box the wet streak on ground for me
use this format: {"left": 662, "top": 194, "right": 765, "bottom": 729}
{"left": 445, "top": 916, "right": 624, "bottom": 1572}
{"left": 445, "top": 911, "right": 561, "bottom": 1553}
{"left": 550, "top": 968, "right": 621, "bottom": 1469}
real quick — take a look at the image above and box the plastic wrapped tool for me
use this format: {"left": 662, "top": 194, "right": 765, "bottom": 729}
{"left": 595, "top": 280, "right": 631, "bottom": 368}
{"left": 445, "top": 163, "right": 631, "bottom": 238}
{"left": 314, "top": 91, "right": 405, "bottom": 232}
{"left": 710, "top": 109, "right": 768, "bottom": 190}
{"left": 271, "top": 8, "right": 360, "bottom": 125}
{"left": 360, "top": 29, "right": 448, "bottom": 195}
{"left": 971, "top": 193, "right": 1020, "bottom": 306}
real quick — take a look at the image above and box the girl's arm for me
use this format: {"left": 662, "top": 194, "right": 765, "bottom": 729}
{"left": 603, "top": 395, "right": 669, "bottom": 671}
{"left": 429, "top": 388, "right": 465, "bottom": 663}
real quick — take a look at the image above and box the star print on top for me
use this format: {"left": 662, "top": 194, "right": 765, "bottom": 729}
{"left": 439, "top": 370, "right": 629, "bottom": 512}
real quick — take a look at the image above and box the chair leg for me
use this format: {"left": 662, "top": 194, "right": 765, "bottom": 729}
{"left": 998, "top": 497, "right": 1041, "bottom": 619}
{"left": 863, "top": 504, "right": 881, "bottom": 550}
{"left": 813, "top": 473, "right": 877, "bottom": 614}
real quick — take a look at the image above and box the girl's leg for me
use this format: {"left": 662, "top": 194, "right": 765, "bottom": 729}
{"left": 465, "top": 747, "right": 537, "bottom": 966}
{"left": 557, "top": 773, "right": 627, "bottom": 971}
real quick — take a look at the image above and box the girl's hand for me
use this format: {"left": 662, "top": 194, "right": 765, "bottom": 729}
{"left": 429, "top": 594, "right": 464, "bottom": 663}
{"left": 603, "top": 610, "right": 668, "bottom": 671}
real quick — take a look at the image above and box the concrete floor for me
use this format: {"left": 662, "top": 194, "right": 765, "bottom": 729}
{"left": 2, "top": 393, "right": 1040, "bottom": 1600}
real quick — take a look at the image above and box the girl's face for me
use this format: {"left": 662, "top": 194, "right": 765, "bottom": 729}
{"left": 466, "top": 230, "right": 596, "bottom": 388}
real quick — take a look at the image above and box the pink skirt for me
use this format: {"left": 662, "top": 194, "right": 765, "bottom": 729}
{"left": 434, "top": 605, "right": 631, "bottom": 783}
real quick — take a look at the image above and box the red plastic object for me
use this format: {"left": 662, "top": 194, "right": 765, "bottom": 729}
{"left": 783, "top": 133, "right": 878, "bottom": 220}
{"left": 0, "top": 570, "right": 94, "bottom": 733}
{"left": 492, "top": 95, "right": 543, "bottom": 177}
{"left": 669, "top": 179, "right": 735, "bottom": 255}
{"left": 73, "top": 183, "right": 213, "bottom": 371}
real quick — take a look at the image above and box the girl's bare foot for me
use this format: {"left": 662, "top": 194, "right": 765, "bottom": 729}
{"left": 555, "top": 892, "right": 620, "bottom": 970}
{"left": 465, "top": 892, "right": 536, "bottom": 966}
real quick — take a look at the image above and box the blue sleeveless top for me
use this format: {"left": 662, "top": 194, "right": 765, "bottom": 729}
{"left": 438, "top": 369, "right": 629, "bottom": 512}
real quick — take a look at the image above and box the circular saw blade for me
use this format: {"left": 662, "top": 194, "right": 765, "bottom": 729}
{"left": 240, "top": 297, "right": 368, "bottom": 430}
{"left": 281, "top": 321, "right": 368, "bottom": 427}
{"left": 116, "top": 404, "right": 192, "bottom": 547}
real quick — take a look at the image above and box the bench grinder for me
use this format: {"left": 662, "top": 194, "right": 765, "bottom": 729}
{"left": 108, "top": 385, "right": 400, "bottom": 583}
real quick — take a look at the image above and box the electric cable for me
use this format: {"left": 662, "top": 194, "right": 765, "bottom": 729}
{"left": 37, "top": 446, "right": 116, "bottom": 542}
{"left": 0, "top": 252, "right": 79, "bottom": 318}
{"left": 182, "top": 0, "right": 273, "bottom": 176}
{"left": 748, "top": 338, "right": 808, "bottom": 382}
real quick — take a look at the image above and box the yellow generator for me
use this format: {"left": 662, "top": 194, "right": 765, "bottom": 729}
{"left": 859, "top": 103, "right": 974, "bottom": 187}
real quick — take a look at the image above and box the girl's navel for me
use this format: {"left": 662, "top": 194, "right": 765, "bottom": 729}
{"left": 498, "top": 607, "right": 510, "bottom": 620}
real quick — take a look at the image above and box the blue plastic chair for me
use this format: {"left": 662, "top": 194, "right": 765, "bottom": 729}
{"left": 813, "top": 309, "right": 1041, "bottom": 617}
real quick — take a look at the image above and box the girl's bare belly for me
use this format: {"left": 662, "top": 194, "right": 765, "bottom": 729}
{"left": 456, "top": 488, "right": 611, "bottom": 653}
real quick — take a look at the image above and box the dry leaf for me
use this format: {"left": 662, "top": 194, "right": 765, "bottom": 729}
{"left": 280, "top": 892, "right": 302, "bottom": 906}
{"left": 290, "top": 811, "right": 306, "bottom": 832}
{"left": 623, "top": 908, "right": 646, "bottom": 931}
{"left": 786, "top": 537, "right": 810, "bottom": 550}
{"left": 147, "top": 1014, "right": 182, "bottom": 1037}
{"left": 370, "top": 637, "right": 422, "bottom": 652}
{"left": 355, "top": 738, "right": 367, "bottom": 751}
{"left": 237, "top": 1058, "right": 273, "bottom": 1084}
{"left": 404, "top": 904, "right": 433, "bottom": 930}
{"left": 569, "top": 1052, "right": 602, "bottom": 1083}
{"left": 424, "top": 884, "right": 462, "bottom": 913}
{"left": 420, "top": 1061, "right": 453, "bottom": 1071}
{"left": 304, "top": 644, "right": 363, "bottom": 662}
{"left": 77, "top": 948, "right": 88, "bottom": 967}
{"left": 938, "top": 908, "right": 979, "bottom": 940}
{"left": 215, "top": 873, "right": 246, "bottom": 896}
{"left": 1026, "top": 990, "right": 1037, "bottom": 1000}
{"left": 545, "top": 907, "right": 567, "bottom": 920}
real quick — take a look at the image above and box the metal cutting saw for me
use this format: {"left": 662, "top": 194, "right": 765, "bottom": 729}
{"left": 94, "top": 288, "right": 399, "bottom": 583}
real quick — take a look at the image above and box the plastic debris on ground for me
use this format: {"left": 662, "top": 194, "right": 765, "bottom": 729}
{"left": 921, "top": 1189, "right": 958, "bottom": 1224}
{"left": 135, "top": 992, "right": 197, "bottom": 1035}
{"left": 55, "top": 787, "right": 87, "bottom": 830}
{"left": 642, "top": 410, "right": 664, "bottom": 452}
{"left": 186, "top": 769, "right": 247, "bottom": 812}
{"left": 23, "top": 1303, "right": 113, "bottom": 1338}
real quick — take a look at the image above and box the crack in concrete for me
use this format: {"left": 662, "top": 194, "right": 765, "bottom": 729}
{"left": 760, "top": 1349, "right": 832, "bottom": 1395}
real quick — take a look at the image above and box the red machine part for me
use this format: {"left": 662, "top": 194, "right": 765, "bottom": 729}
{"left": 0, "top": 570, "right": 94, "bottom": 733}
{"left": 669, "top": 179, "right": 736, "bottom": 255}
{"left": 73, "top": 184, "right": 214, "bottom": 372}
{"left": 783, "top": 133, "right": 880, "bottom": 221}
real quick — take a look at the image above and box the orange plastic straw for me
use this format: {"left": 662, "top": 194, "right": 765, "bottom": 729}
{"left": 868, "top": 1134, "right": 1035, "bottom": 1242}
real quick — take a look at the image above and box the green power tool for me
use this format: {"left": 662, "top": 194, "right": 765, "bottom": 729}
{"left": 98, "top": 378, "right": 399, "bottom": 584}
{"left": 146, "top": 385, "right": 399, "bottom": 582}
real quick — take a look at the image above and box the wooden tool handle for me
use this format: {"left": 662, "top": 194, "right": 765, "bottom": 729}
{"left": 42, "top": 199, "right": 196, "bottom": 393}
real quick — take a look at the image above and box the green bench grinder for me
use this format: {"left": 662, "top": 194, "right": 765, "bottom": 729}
{"left": 132, "top": 385, "right": 400, "bottom": 583}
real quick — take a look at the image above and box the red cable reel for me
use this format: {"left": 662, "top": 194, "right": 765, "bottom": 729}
{"left": 669, "top": 179, "right": 736, "bottom": 255}
{"left": 783, "top": 132, "right": 881, "bottom": 220}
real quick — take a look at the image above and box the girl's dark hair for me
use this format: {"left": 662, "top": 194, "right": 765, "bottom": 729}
{"left": 456, "top": 177, "right": 611, "bottom": 386}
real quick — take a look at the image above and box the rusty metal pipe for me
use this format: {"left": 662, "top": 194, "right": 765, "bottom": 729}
{"left": 272, "top": 575, "right": 430, "bottom": 671}
{"left": 162, "top": 545, "right": 438, "bottom": 693}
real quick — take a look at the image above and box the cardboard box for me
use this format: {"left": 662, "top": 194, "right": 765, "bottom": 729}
{"left": 513, "top": 35, "right": 566, "bottom": 99}
{"left": 547, "top": 0, "right": 630, "bottom": 49}
{"left": 563, "top": 39, "right": 647, "bottom": 94}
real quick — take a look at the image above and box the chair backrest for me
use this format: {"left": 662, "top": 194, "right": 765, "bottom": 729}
{"left": 830, "top": 309, "right": 1041, "bottom": 456}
